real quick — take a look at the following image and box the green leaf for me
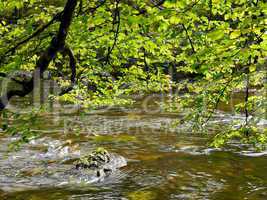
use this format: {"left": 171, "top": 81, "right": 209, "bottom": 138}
{"left": 169, "top": 16, "right": 180, "bottom": 24}
{"left": 207, "top": 29, "right": 225, "bottom": 40}
{"left": 230, "top": 30, "right": 241, "bottom": 39}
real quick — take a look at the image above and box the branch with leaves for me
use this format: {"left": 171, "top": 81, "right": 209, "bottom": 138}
{"left": 0, "top": 0, "right": 78, "bottom": 110}
{"left": 105, "top": 0, "right": 120, "bottom": 64}
{"left": 0, "top": 11, "right": 63, "bottom": 66}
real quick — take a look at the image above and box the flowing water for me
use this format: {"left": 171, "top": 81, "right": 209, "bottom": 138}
{"left": 0, "top": 94, "right": 266, "bottom": 200}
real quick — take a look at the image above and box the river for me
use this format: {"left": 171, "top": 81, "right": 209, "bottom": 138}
{"left": 0, "top": 93, "right": 266, "bottom": 200}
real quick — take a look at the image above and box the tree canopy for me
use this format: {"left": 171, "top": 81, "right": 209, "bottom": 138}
{"left": 0, "top": 0, "right": 266, "bottom": 148}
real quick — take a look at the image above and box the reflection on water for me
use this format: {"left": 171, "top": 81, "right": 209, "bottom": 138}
{"left": 0, "top": 98, "right": 267, "bottom": 200}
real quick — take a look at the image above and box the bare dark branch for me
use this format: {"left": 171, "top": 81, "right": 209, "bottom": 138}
{"left": 181, "top": 24, "right": 196, "bottom": 54}
{"left": 58, "top": 45, "right": 77, "bottom": 96}
{"left": 105, "top": 0, "right": 120, "bottom": 64}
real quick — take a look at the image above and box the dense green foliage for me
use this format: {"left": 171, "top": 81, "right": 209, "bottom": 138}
{"left": 0, "top": 0, "right": 266, "bottom": 148}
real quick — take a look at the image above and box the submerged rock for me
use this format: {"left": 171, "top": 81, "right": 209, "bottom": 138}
{"left": 74, "top": 147, "right": 111, "bottom": 170}
{"left": 58, "top": 148, "right": 127, "bottom": 184}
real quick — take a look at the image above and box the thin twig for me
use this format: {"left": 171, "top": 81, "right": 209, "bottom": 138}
{"left": 244, "top": 68, "right": 250, "bottom": 136}
{"left": 105, "top": 0, "right": 120, "bottom": 64}
{"left": 182, "top": 24, "right": 196, "bottom": 54}
{"left": 84, "top": 0, "right": 107, "bottom": 14}
{"left": 203, "top": 78, "right": 233, "bottom": 125}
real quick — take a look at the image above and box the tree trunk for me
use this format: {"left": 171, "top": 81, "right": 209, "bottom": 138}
{"left": 0, "top": 0, "right": 78, "bottom": 110}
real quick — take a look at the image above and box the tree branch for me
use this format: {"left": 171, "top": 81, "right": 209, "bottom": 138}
{"left": 58, "top": 45, "right": 77, "bottom": 96}
{"left": 0, "top": 11, "right": 63, "bottom": 64}
{"left": 182, "top": 24, "right": 196, "bottom": 54}
{"left": 84, "top": 0, "right": 107, "bottom": 14}
{"left": 202, "top": 78, "right": 233, "bottom": 126}
{"left": 0, "top": 0, "right": 78, "bottom": 110}
{"left": 105, "top": 0, "right": 120, "bottom": 64}
{"left": 150, "top": 0, "right": 165, "bottom": 10}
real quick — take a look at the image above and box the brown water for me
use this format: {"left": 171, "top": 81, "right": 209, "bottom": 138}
{"left": 0, "top": 97, "right": 267, "bottom": 200}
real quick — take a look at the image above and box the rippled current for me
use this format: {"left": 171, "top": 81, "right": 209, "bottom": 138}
{"left": 0, "top": 96, "right": 266, "bottom": 200}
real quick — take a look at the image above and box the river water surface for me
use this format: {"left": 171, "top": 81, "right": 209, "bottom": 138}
{"left": 0, "top": 95, "right": 266, "bottom": 200}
